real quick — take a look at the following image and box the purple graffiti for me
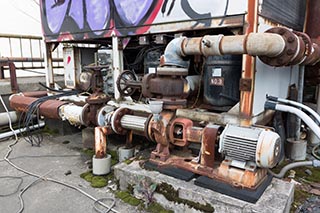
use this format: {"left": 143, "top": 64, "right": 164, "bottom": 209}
{"left": 86, "top": 0, "right": 110, "bottom": 33}
{"left": 114, "top": 0, "right": 153, "bottom": 26}
{"left": 44, "top": 0, "right": 110, "bottom": 35}
{"left": 45, "top": 0, "right": 69, "bottom": 33}
{"left": 69, "top": 0, "right": 84, "bottom": 30}
{"left": 42, "top": 0, "right": 166, "bottom": 38}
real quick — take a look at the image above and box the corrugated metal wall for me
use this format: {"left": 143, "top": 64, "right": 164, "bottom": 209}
{"left": 260, "top": 0, "right": 306, "bottom": 31}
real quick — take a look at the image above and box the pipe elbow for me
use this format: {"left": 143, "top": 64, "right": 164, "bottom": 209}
{"left": 161, "top": 37, "right": 189, "bottom": 68}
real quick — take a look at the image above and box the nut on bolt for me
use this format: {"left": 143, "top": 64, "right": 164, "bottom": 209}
{"left": 202, "top": 39, "right": 211, "bottom": 47}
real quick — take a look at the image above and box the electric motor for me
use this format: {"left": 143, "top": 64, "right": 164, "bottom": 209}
{"left": 219, "top": 124, "right": 281, "bottom": 168}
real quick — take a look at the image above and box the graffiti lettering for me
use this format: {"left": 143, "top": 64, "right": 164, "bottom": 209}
{"left": 41, "top": 0, "right": 230, "bottom": 41}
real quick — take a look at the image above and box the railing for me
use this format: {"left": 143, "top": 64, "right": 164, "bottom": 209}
{"left": 0, "top": 33, "right": 63, "bottom": 79}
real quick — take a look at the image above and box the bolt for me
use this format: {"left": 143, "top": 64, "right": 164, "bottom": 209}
{"left": 202, "top": 39, "right": 211, "bottom": 47}
{"left": 287, "top": 36, "right": 295, "bottom": 43}
{"left": 278, "top": 29, "right": 285, "bottom": 35}
{"left": 287, "top": 49, "right": 294, "bottom": 55}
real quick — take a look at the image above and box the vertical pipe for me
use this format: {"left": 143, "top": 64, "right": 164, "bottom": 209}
{"left": 19, "top": 38, "right": 24, "bottom": 68}
{"left": 0, "top": 65, "right": 4, "bottom": 79}
{"left": 112, "top": 34, "right": 123, "bottom": 100}
{"left": 9, "top": 62, "right": 19, "bottom": 93}
{"left": 295, "top": 65, "right": 305, "bottom": 140}
{"left": 240, "top": 0, "right": 258, "bottom": 126}
{"left": 9, "top": 38, "right": 12, "bottom": 57}
{"left": 29, "top": 38, "right": 34, "bottom": 68}
{"left": 44, "top": 42, "right": 54, "bottom": 88}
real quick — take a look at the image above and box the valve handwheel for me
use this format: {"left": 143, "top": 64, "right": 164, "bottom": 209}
{"left": 116, "top": 70, "right": 139, "bottom": 96}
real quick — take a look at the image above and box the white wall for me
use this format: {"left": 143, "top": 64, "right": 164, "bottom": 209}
{"left": 252, "top": 19, "right": 300, "bottom": 115}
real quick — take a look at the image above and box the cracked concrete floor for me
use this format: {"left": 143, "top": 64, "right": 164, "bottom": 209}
{"left": 0, "top": 132, "right": 137, "bottom": 213}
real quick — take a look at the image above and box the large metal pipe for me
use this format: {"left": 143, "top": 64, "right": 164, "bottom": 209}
{"left": 162, "top": 28, "right": 319, "bottom": 68}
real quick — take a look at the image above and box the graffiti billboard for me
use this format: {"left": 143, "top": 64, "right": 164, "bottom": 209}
{"left": 41, "top": 0, "right": 247, "bottom": 42}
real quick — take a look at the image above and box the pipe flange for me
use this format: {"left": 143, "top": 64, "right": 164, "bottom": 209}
{"left": 145, "top": 114, "right": 156, "bottom": 142}
{"left": 289, "top": 35, "right": 306, "bottom": 65}
{"left": 111, "top": 107, "right": 133, "bottom": 135}
{"left": 96, "top": 105, "right": 115, "bottom": 126}
{"left": 259, "top": 27, "right": 299, "bottom": 67}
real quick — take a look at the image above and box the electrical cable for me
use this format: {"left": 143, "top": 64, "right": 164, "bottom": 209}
{"left": 8, "top": 0, "right": 40, "bottom": 23}
{"left": 0, "top": 94, "right": 119, "bottom": 213}
{"left": 93, "top": 198, "right": 116, "bottom": 213}
{"left": 18, "top": 170, "right": 52, "bottom": 213}
{"left": 0, "top": 176, "right": 23, "bottom": 197}
{"left": 191, "top": 57, "right": 205, "bottom": 108}
{"left": 0, "top": 154, "right": 81, "bottom": 163}
{"left": 18, "top": 90, "right": 79, "bottom": 146}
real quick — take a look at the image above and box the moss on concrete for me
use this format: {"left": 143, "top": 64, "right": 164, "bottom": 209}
{"left": 291, "top": 187, "right": 310, "bottom": 213}
{"left": 115, "top": 191, "right": 142, "bottom": 206}
{"left": 80, "top": 171, "right": 113, "bottom": 188}
{"left": 146, "top": 202, "right": 174, "bottom": 213}
{"left": 42, "top": 125, "right": 59, "bottom": 135}
{"left": 91, "top": 176, "right": 108, "bottom": 188}
{"left": 124, "top": 159, "right": 134, "bottom": 165}
{"left": 82, "top": 149, "right": 95, "bottom": 158}
{"left": 156, "top": 182, "right": 214, "bottom": 213}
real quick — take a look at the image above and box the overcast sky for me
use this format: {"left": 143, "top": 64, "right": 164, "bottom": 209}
{"left": 0, "top": 0, "right": 42, "bottom": 35}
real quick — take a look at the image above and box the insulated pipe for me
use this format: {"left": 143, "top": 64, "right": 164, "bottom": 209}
{"left": 0, "top": 111, "right": 19, "bottom": 126}
{"left": 163, "top": 33, "right": 286, "bottom": 67}
{"left": 120, "top": 115, "right": 147, "bottom": 132}
{"left": 267, "top": 95, "right": 320, "bottom": 124}
{"left": 162, "top": 28, "right": 320, "bottom": 68}
{"left": 58, "top": 104, "right": 84, "bottom": 126}
{"left": 265, "top": 101, "right": 320, "bottom": 140}
{"left": 268, "top": 160, "right": 320, "bottom": 178}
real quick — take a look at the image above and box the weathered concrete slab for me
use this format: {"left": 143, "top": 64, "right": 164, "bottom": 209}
{"left": 0, "top": 133, "right": 138, "bottom": 213}
{"left": 115, "top": 161, "right": 295, "bottom": 213}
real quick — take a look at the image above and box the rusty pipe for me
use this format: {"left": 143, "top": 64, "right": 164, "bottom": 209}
{"left": 9, "top": 95, "right": 66, "bottom": 119}
{"left": 94, "top": 126, "right": 111, "bottom": 159}
{"left": 162, "top": 28, "right": 319, "bottom": 68}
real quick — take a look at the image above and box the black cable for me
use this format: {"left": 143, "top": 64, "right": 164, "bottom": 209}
{"left": 38, "top": 82, "right": 64, "bottom": 92}
{"left": 18, "top": 90, "right": 79, "bottom": 146}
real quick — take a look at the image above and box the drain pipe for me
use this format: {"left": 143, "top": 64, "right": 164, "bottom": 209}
{"left": 0, "top": 121, "right": 45, "bottom": 140}
{"left": 265, "top": 101, "right": 320, "bottom": 140}
{"left": 268, "top": 159, "right": 320, "bottom": 178}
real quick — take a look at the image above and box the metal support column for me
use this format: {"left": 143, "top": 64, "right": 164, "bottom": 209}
{"left": 44, "top": 42, "right": 54, "bottom": 88}
{"left": 239, "top": 0, "right": 258, "bottom": 126}
{"left": 112, "top": 34, "right": 124, "bottom": 101}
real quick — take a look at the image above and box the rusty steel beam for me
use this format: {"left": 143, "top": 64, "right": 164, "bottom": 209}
{"left": 239, "top": 0, "right": 258, "bottom": 124}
